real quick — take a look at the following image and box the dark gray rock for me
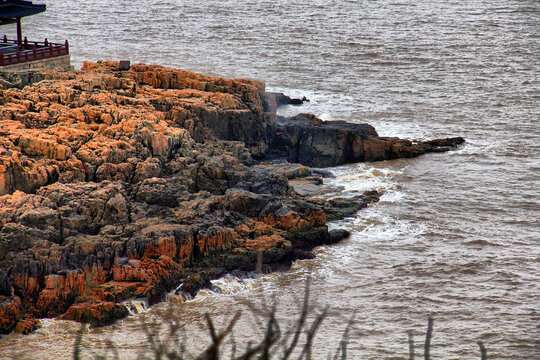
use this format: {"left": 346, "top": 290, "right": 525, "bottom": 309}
{"left": 268, "top": 113, "right": 465, "bottom": 167}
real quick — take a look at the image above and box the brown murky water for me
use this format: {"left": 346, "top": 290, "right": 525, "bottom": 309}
{"left": 1, "top": 0, "right": 539, "bottom": 358}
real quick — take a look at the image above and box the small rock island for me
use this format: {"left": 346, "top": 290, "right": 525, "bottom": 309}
{"left": 0, "top": 61, "right": 464, "bottom": 334}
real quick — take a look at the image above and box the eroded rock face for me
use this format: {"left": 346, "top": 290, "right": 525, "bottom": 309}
{"left": 0, "top": 62, "right": 334, "bottom": 333}
{"left": 0, "top": 61, "right": 464, "bottom": 334}
{"left": 270, "top": 113, "right": 465, "bottom": 167}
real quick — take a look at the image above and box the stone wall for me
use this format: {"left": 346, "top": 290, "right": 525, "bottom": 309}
{"left": 0, "top": 55, "right": 73, "bottom": 72}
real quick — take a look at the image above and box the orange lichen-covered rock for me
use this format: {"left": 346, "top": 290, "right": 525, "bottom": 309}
{"left": 262, "top": 208, "right": 326, "bottom": 231}
{"left": 59, "top": 302, "right": 129, "bottom": 326}
{"left": 0, "top": 296, "right": 21, "bottom": 333}
{"left": 2, "top": 62, "right": 429, "bottom": 334}
{"left": 0, "top": 62, "right": 269, "bottom": 196}
{"left": 14, "top": 318, "right": 40, "bottom": 335}
{"left": 35, "top": 270, "right": 87, "bottom": 317}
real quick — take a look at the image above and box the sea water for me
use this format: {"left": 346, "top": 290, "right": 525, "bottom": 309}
{"left": 1, "top": 1, "right": 538, "bottom": 358}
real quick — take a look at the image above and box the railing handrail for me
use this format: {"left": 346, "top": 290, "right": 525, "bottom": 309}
{"left": 0, "top": 38, "right": 69, "bottom": 66}
{"left": 2, "top": 37, "right": 65, "bottom": 48}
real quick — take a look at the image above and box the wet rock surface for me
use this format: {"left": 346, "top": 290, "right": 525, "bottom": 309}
{"left": 263, "top": 92, "right": 308, "bottom": 113}
{"left": 0, "top": 62, "right": 464, "bottom": 334}
{"left": 269, "top": 113, "right": 465, "bottom": 167}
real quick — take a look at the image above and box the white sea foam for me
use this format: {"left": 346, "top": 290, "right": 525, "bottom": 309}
{"left": 123, "top": 298, "right": 149, "bottom": 315}
{"left": 322, "top": 163, "right": 404, "bottom": 198}
{"left": 267, "top": 86, "right": 357, "bottom": 121}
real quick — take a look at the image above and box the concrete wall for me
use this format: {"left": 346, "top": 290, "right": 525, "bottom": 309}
{"left": 0, "top": 55, "right": 73, "bottom": 72}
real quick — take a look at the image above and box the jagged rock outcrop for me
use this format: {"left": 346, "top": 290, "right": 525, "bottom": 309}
{"left": 269, "top": 114, "right": 465, "bottom": 167}
{"left": 0, "top": 61, "right": 464, "bottom": 334}
{"left": 263, "top": 92, "right": 307, "bottom": 113}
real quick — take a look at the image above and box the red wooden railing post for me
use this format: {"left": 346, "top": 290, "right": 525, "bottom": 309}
{"left": 0, "top": 37, "right": 72, "bottom": 66}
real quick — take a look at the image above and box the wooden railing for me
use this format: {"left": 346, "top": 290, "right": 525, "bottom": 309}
{"left": 0, "top": 36, "right": 69, "bottom": 66}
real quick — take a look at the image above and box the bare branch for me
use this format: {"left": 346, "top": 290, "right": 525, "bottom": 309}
{"left": 408, "top": 330, "right": 415, "bottom": 360}
{"left": 197, "top": 311, "right": 242, "bottom": 360}
{"left": 282, "top": 277, "right": 311, "bottom": 360}
{"left": 299, "top": 306, "right": 328, "bottom": 360}
{"left": 73, "top": 325, "right": 84, "bottom": 360}
{"left": 332, "top": 312, "right": 355, "bottom": 360}
{"left": 424, "top": 316, "right": 433, "bottom": 360}
{"left": 477, "top": 341, "right": 487, "bottom": 360}
{"left": 205, "top": 313, "right": 218, "bottom": 343}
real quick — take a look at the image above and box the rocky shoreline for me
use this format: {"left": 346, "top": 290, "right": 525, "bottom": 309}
{"left": 0, "top": 62, "right": 464, "bottom": 335}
